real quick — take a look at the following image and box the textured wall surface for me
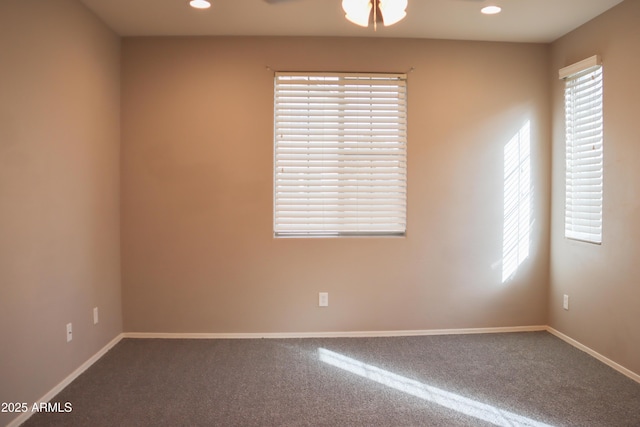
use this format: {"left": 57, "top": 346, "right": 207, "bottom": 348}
{"left": 549, "top": 0, "right": 640, "bottom": 375}
{"left": 121, "top": 36, "right": 551, "bottom": 334}
{"left": 0, "top": 1, "right": 122, "bottom": 425}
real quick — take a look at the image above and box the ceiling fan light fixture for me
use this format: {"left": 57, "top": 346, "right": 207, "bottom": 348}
{"left": 342, "top": 0, "right": 373, "bottom": 27}
{"left": 481, "top": 5, "right": 501, "bottom": 15}
{"left": 379, "top": 0, "right": 407, "bottom": 26}
{"left": 342, "top": 0, "right": 407, "bottom": 28}
{"left": 189, "top": 0, "right": 211, "bottom": 9}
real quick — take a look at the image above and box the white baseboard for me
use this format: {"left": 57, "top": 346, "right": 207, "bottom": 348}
{"left": 7, "top": 333, "right": 124, "bottom": 427}
{"left": 123, "top": 325, "right": 548, "bottom": 339}
{"left": 546, "top": 327, "right": 640, "bottom": 384}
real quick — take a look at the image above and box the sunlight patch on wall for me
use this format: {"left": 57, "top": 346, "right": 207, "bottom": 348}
{"left": 318, "top": 348, "right": 554, "bottom": 427}
{"left": 502, "top": 121, "right": 532, "bottom": 282}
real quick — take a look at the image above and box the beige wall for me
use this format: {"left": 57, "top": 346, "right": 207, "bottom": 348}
{"left": 121, "top": 37, "right": 551, "bottom": 333}
{"left": 550, "top": 0, "right": 640, "bottom": 375}
{"left": 0, "top": 1, "right": 122, "bottom": 425}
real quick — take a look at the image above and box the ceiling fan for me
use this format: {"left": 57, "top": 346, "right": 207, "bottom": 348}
{"left": 263, "top": 0, "right": 409, "bottom": 30}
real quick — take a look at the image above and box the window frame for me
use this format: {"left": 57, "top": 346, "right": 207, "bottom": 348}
{"left": 273, "top": 72, "right": 408, "bottom": 238}
{"left": 560, "top": 55, "right": 604, "bottom": 244}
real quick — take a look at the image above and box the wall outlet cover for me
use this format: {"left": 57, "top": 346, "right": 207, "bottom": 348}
{"left": 319, "top": 292, "right": 329, "bottom": 307}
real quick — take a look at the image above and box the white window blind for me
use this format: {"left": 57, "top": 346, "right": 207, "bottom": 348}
{"left": 274, "top": 72, "right": 407, "bottom": 237}
{"left": 561, "top": 56, "right": 603, "bottom": 244}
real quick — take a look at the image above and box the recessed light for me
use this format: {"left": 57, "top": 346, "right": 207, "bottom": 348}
{"left": 190, "top": 0, "right": 211, "bottom": 9}
{"left": 481, "top": 5, "right": 502, "bottom": 15}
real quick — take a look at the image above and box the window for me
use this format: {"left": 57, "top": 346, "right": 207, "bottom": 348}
{"left": 273, "top": 72, "right": 407, "bottom": 237}
{"left": 560, "top": 55, "right": 603, "bottom": 244}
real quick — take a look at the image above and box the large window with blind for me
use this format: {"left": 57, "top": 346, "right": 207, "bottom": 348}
{"left": 560, "top": 55, "right": 603, "bottom": 244}
{"left": 273, "top": 72, "right": 407, "bottom": 237}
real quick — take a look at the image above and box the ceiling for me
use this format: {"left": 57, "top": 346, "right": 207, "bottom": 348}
{"left": 80, "top": 0, "right": 624, "bottom": 43}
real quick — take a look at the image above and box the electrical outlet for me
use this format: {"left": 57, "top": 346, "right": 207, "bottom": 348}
{"left": 563, "top": 294, "right": 569, "bottom": 311}
{"left": 319, "top": 292, "right": 329, "bottom": 307}
{"left": 93, "top": 307, "right": 99, "bottom": 325}
{"left": 66, "top": 323, "right": 73, "bottom": 342}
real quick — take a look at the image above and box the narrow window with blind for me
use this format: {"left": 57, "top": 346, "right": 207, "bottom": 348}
{"left": 560, "top": 55, "right": 603, "bottom": 244}
{"left": 273, "top": 72, "right": 407, "bottom": 237}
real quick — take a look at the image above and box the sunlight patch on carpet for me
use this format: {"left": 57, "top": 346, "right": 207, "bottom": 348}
{"left": 318, "top": 348, "right": 554, "bottom": 427}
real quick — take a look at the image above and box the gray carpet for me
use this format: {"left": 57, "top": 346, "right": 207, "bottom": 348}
{"left": 22, "top": 332, "right": 640, "bottom": 426}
